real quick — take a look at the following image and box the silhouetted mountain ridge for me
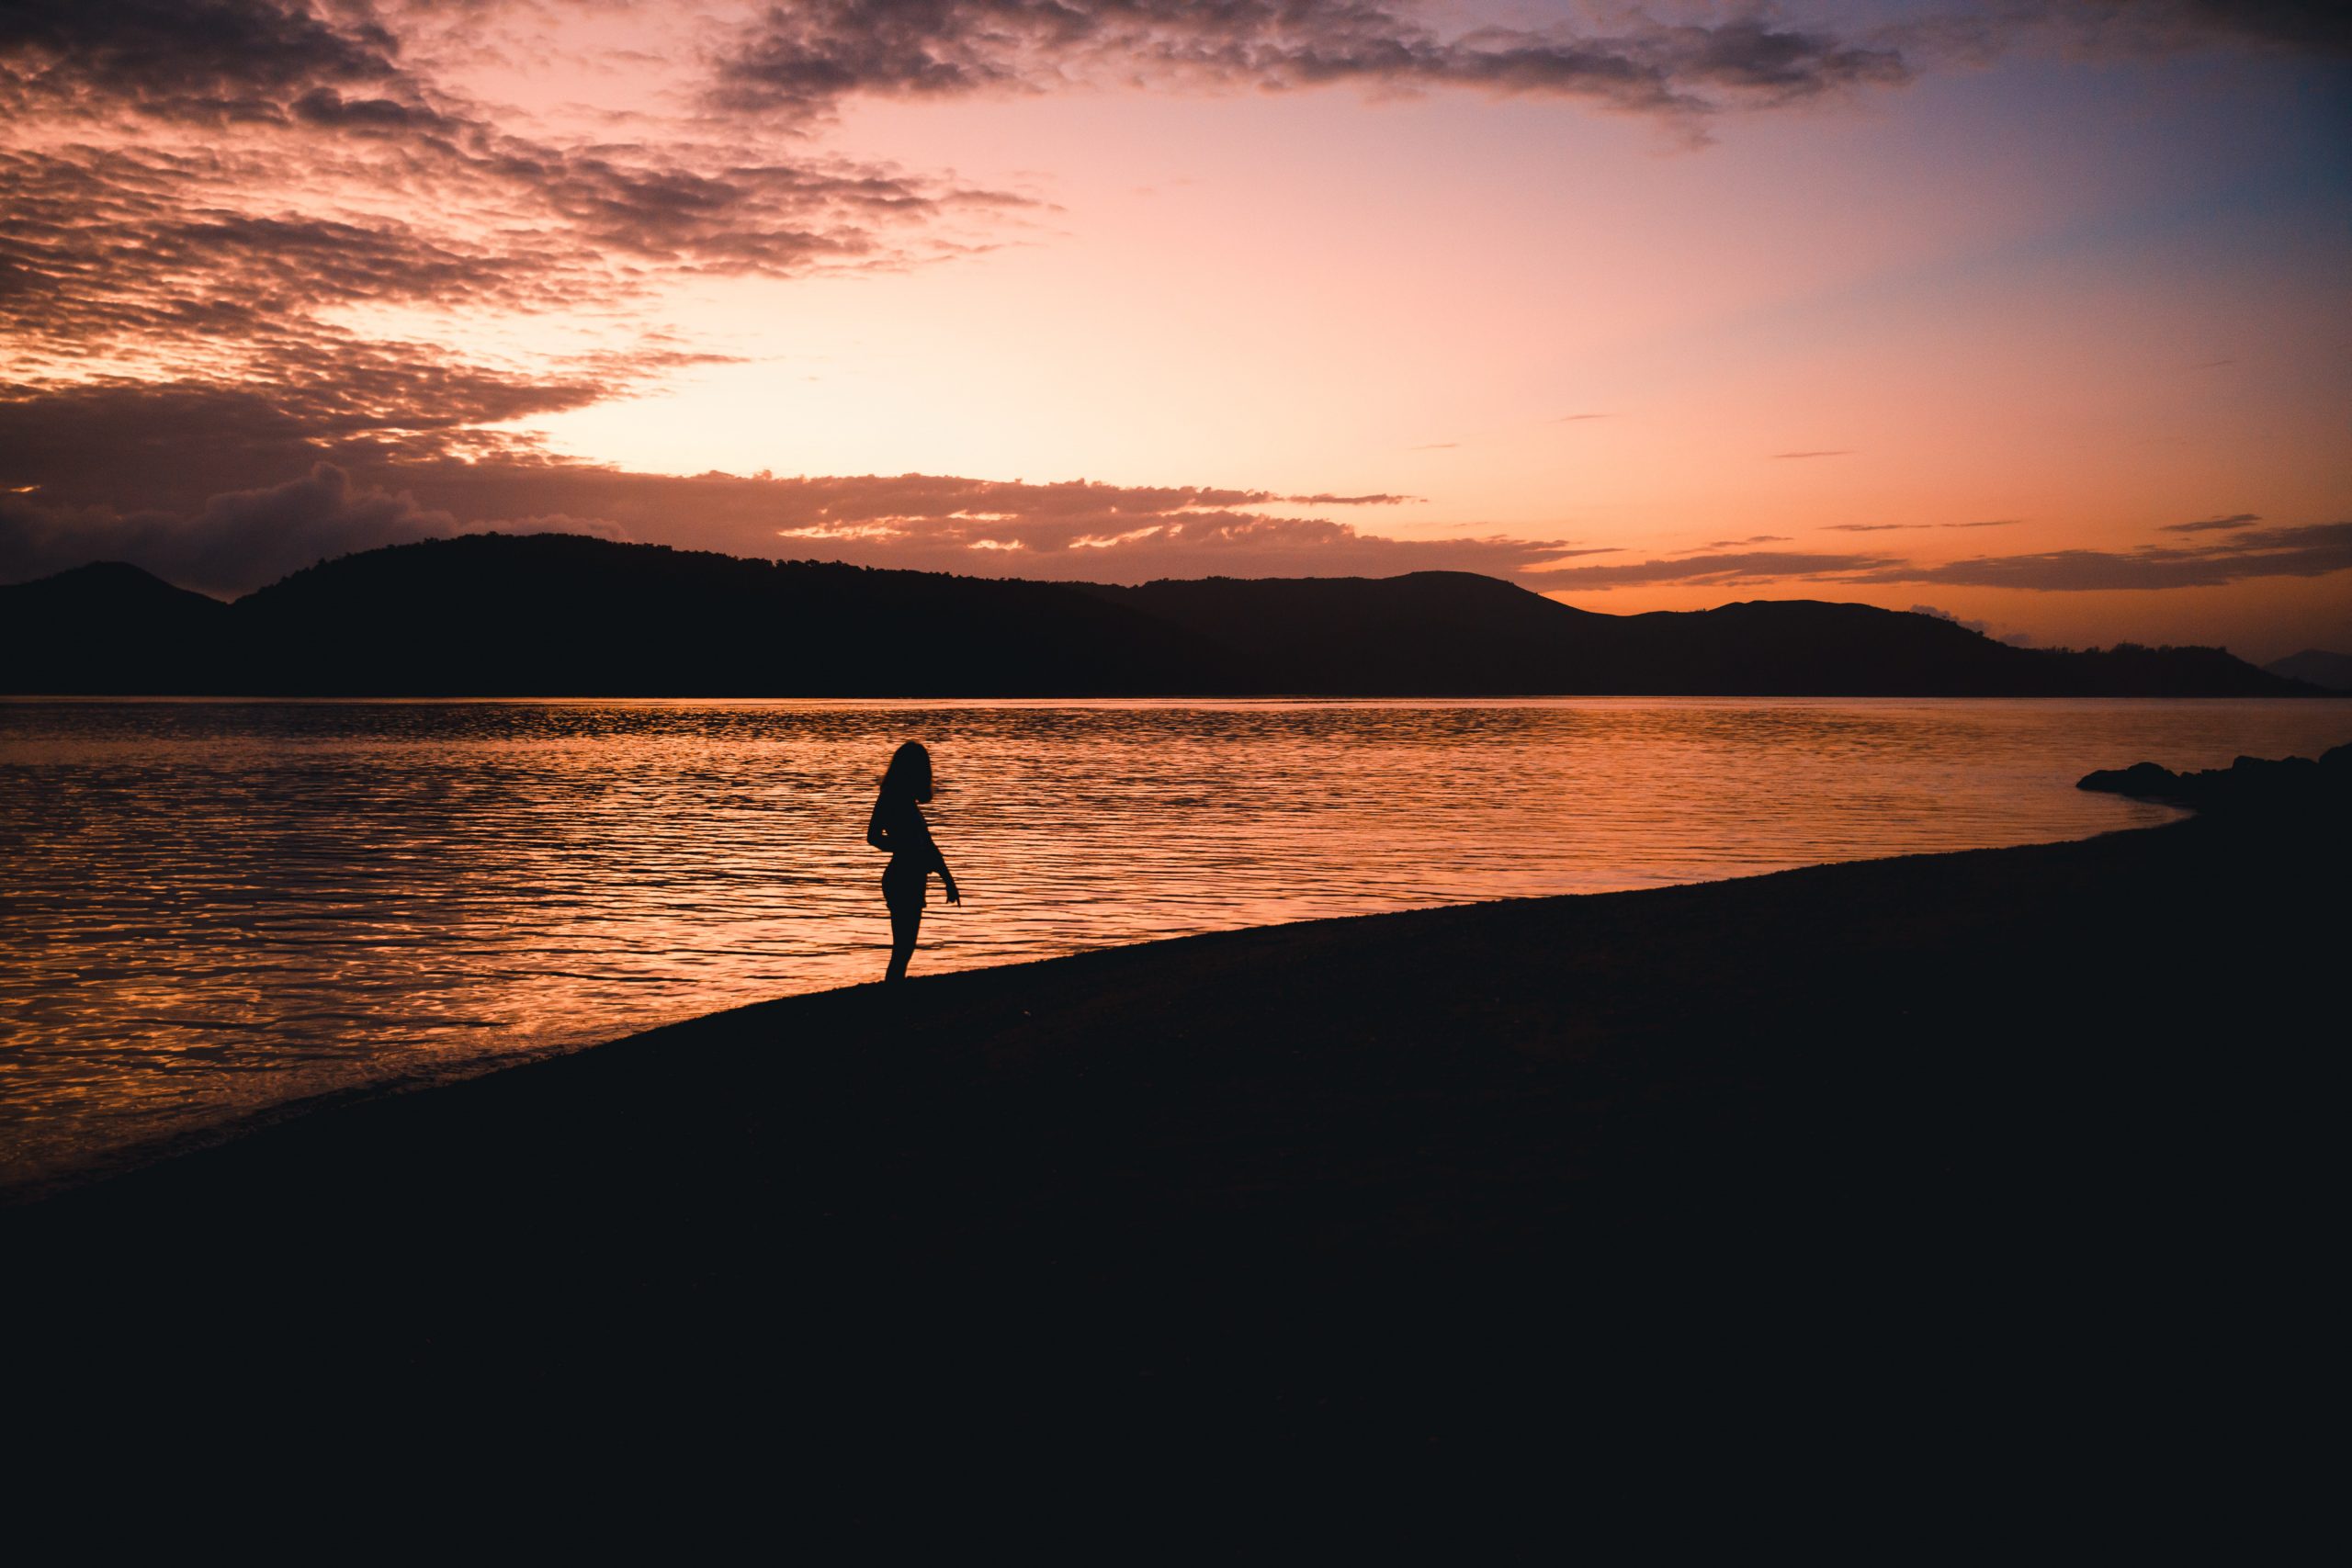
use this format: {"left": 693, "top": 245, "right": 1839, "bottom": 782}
{"left": 0, "top": 534, "right": 2326, "bottom": 696}
{"left": 0, "top": 561, "right": 232, "bottom": 694}
{"left": 2266, "top": 649, "right": 2352, "bottom": 691}
{"left": 227, "top": 534, "right": 1236, "bottom": 696}
{"left": 1076, "top": 571, "right": 1613, "bottom": 695}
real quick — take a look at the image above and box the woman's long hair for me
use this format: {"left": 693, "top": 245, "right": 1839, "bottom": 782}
{"left": 880, "top": 740, "right": 934, "bottom": 803}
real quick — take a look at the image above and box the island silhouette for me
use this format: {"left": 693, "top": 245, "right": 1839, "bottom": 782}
{"left": 1, "top": 533, "right": 2326, "bottom": 698}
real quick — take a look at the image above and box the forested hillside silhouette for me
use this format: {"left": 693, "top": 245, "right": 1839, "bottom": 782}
{"left": 0, "top": 561, "right": 232, "bottom": 695}
{"left": 0, "top": 533, "right": 2324, "bottom": 697}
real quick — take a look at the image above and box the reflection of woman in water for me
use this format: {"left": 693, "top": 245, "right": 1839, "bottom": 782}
{"left": 868, "top": 740, "right": 959, "bottom": 982}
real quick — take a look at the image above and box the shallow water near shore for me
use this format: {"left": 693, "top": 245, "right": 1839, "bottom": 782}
{"left": 4, "top": 696, "right": 2346, "bottom": 1189}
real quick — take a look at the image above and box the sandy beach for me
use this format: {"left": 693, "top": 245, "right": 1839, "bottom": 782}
{"left": 7, "top": 773, "right": 2342, "bottom": 1476}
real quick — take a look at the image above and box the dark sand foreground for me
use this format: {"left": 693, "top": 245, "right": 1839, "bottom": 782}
{"left": 8, "top": 784, "right": 2342, "bottom": 1487}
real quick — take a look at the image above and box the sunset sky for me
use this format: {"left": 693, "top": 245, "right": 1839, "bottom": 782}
{"left": 4, "top": 1, "right": 2346, "bottom": 660}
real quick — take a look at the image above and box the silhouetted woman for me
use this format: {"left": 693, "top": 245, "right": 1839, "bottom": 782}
{"left": 868, "top": 740, "right": 959, "bottom": 982}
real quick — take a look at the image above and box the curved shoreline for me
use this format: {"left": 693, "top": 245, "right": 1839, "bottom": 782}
{"left": 0, "top": 807, "right": 2239, "bottom": 1210}
{"left": 8, "top": 790, "right": 2341, "bottom": 1458}
{"left": 5, "top": 795, "right": 2197, "bottom": 1204}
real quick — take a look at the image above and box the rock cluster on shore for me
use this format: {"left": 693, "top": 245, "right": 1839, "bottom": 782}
{"left": 2078, "top": 742, "right": 2351, "bottom": 811}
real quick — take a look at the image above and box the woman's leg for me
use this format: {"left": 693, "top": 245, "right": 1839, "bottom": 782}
{"left": 887, "top": 901, "right": 922, "bottom": 981}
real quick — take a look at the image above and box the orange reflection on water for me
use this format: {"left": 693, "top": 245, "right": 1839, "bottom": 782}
{"left": 5, "top": 696, "right": 2347, "bottom": 1191}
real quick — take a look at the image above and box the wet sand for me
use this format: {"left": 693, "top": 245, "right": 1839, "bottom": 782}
{"left": 7, "top": 795, "right": 2341, "bottom": 1476}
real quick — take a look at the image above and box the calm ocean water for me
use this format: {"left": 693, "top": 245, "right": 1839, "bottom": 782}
{"left": 4, "top": 697, "right": 2346, "bottom": 1190}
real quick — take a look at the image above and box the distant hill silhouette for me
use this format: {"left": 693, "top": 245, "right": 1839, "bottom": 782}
{"left": 2267, "top": 649, "right": 2352, "bottom": 692}
{"left": 3, "top": 538, "right": 1237, "bottom": 698}
{"left": 1080, "top": 579, "right": 2294, "bottom": 696}
{"left": 0, "top": 561, "right": 232, "bottom": 694}
{"left": 0, "top": 534, "right": 2330, "bottom": 697}
{"left": 221, "top": 535, "right": 1235, "bottom": 697}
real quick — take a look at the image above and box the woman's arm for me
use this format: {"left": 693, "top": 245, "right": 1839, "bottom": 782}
{"left": 866, "top": 795, "right": 893, "bottom": 852}
{"left": 913, "top": 807, "right": 959, "bottom": 902}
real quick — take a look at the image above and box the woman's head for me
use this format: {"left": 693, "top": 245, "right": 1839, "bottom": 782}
{"left": 881, "top": 740, "right": 934, "bottom": 802}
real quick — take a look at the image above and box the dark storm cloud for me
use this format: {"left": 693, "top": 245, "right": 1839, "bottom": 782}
{"left": 709, "top": 1, "right": 1910, "bottom": 125}
{"left": 695, "top": 0, "right": 2352, "bottom": 126}
{"left": 0, "top": 131, "right": 1017, "bottom": 380}
{"left": 0, "top": 0, "right": 403, "bottom": 123}
{"left": 486, "top": 141, "right": 1010, "bottom": 270}
{"left": 1, "top": 459, "right": 637, "bottom": 596}
{"left": 0, "top": 385, "right": 323, "bottom": 498}
{"left": 3, "top": 464, "right": 447, "bottom": 594}
{"left": 2160, "top": 513, "right": 2259, "bottom": 533}
{"left": 0, "top": 360, "right": 675, "bottom": 517}
{"left": 289, "top": 85, "right": 464, "bottom": 134}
